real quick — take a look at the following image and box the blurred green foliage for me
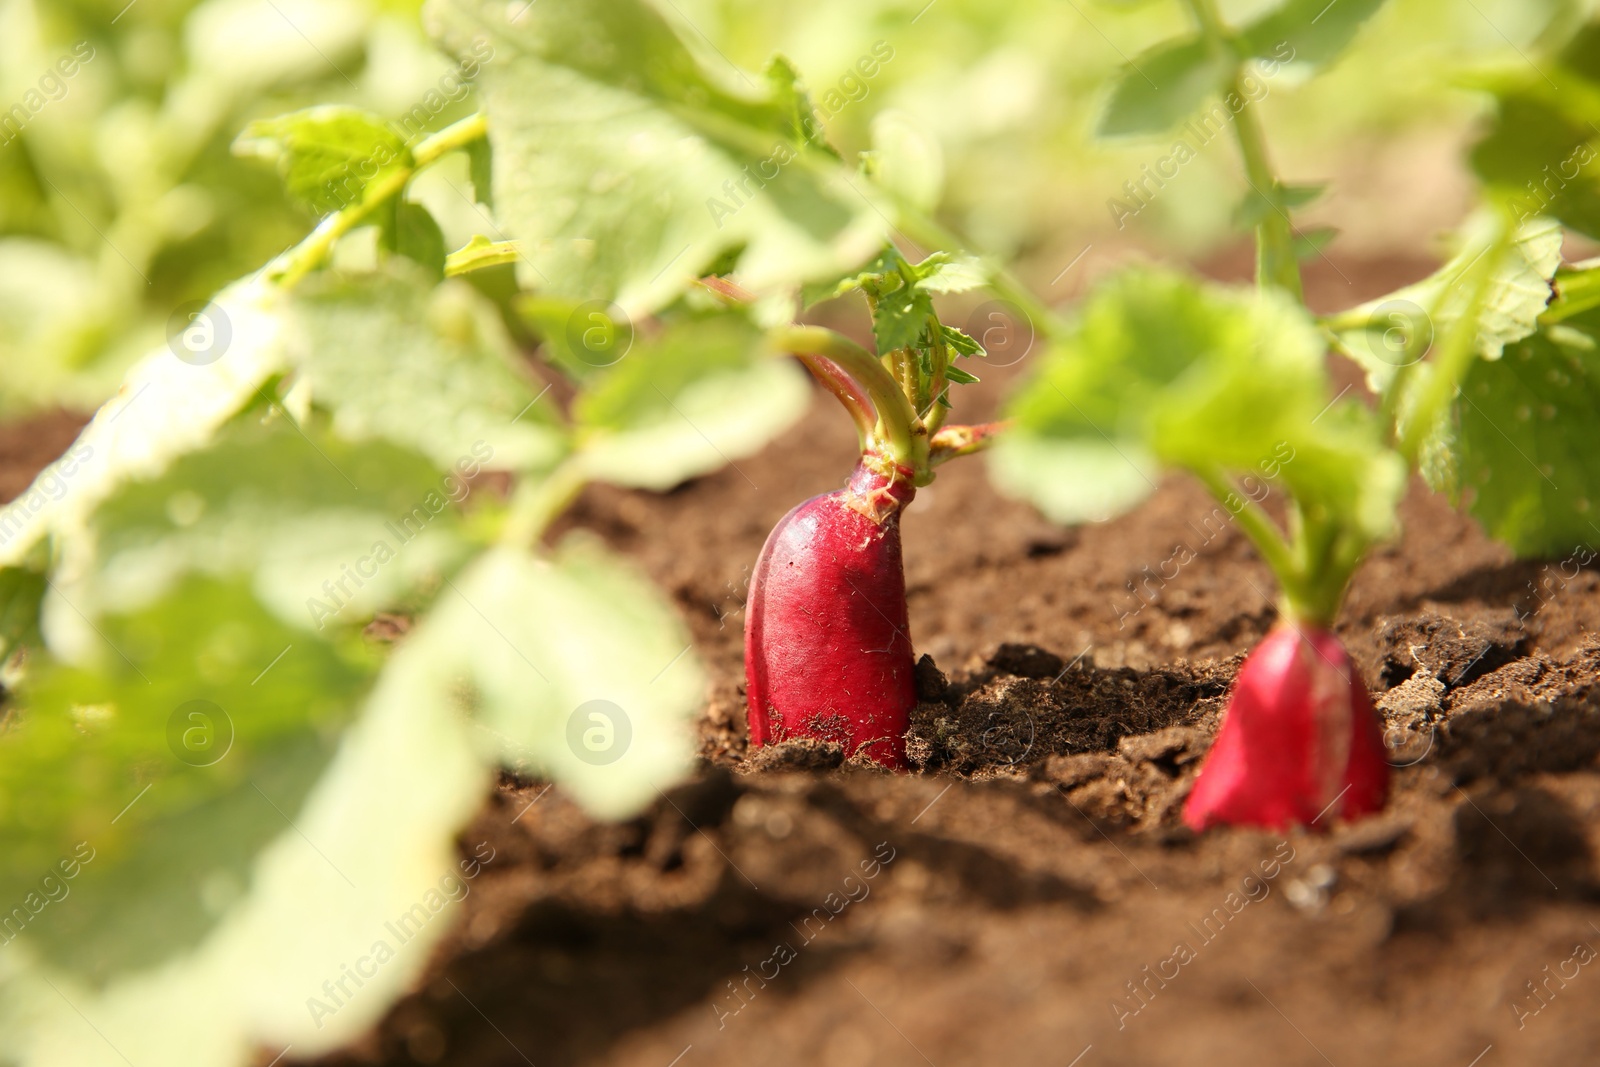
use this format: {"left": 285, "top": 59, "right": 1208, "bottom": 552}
{"left": 0, "top": 0, "right": 1580, "bottom": 418}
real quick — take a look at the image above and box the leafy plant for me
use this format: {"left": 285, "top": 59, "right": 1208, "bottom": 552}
{"left": 744, "top": 249, "right": 999, "bottom": 766}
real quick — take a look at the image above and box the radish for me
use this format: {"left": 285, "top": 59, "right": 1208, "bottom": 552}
{"left": 1183, "top": 621, "right": 1388, "bottom": 831}
{"left": 732, "top": 251, "right": 1002, "bottom": 768}
{"left": 744, "top": 456, "right": 918, "bottom": 767}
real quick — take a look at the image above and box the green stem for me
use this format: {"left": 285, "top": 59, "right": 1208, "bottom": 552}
{"left": 928, "top": 323, "right": 947, "bottom": 431}
{"left": 268, "top": 113, "right": 489, "bottom": 290}
{"left": 413, "top": 112, "right": 489, "bottom": 167}
{"left": 1183, "top": 0, "right": 1302, "bottom": 299}
{"left": 1195, "top": 465, "right": 1302, "bottom": 607}
{"left": 1231, "top": 85, "right": 1302, "bottom": 299}
{"left": 794, "top": 353, "right": 875, "bottom": 451}
{"left": 501, "top": 455, "right": 588, "bottom": 548}
{"left": 771, "top": 326, "right": 917, "bottom": 467}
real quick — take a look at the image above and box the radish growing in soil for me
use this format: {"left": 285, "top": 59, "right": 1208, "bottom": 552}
{"left": 1182, "top": 621, "right": 1390, "bottom": 831}
{"left": 726, "top": 253, "right": 1002, "bottom": 766}
{"left": 995, "top": 262, "right": 1413, "bottom": 830}
{"left": 991, "top": 0, "right": 1591, "bottom": 830}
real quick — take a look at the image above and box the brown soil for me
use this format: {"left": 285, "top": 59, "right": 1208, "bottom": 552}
{"left": 9, "top": 252, "right": 1600, "bottom": 1067}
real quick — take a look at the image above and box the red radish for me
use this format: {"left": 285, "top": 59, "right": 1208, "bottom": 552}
{"left": 734, "top": 270, "right": 998, "bottom": 769}
{"left": 744, "top": 456, "right": 917, "bottom": 767}
{"left": 1184, "top": 621, "right": 1388, "bottom": 831}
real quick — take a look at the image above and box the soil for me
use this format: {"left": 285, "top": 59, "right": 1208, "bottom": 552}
{"left": 8, "top": 249, "right": 1600, "bottom": 1067}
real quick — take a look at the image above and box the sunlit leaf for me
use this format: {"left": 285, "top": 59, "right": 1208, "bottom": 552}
{"left": 424, "top": 0, "right": 886, "bottom": 313}
{"left": 573, "top": 313, "right": 810, "bottom": 490}
{"left": 235, "top": 106, "right": 411, "bottom": 215}
{"left": 995, "top": 268, "right": 1404, "bottom": 541}
{"left": 287, "top": 264, "right": 567, "bottom": 473}
{"left": 2, "top": 577, "right": 375, "bottom": 978}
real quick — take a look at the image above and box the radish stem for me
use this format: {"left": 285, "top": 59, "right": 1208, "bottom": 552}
{"left": 771, "top": 326, "right": 917, "bottom": 468}
{"left": 1183, "top": 0, "right": 1303, "bottom": 299}
{"left": 269, "top": 112, "right": 489, "bottom": 290}
{"left": 794, "top": 353, "right": 876, "bottom": 451}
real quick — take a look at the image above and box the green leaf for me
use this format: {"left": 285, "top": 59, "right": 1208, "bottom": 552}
{"left": 2, "top": 568, "right": 493, "bottom": 1061}
{"left": 764, "top": 55, "right": 838, "bottom": 156}
{"left": 1098, "top": 36, "right": 1231, "bottom": 138}
{"left": 0, "top": 278, "right": 293, "bottom": 571}
{"left": 518, "top": 296, "right": 639, "bottom": 381}
{"left": 1471, "top": 93, "right": 1600, "bottom": 240}
{"left": 83, "top": 418, "right": 472, "bottom": 633}
{"left": 573, "top": 313, "right": 810, "bottom": 490}
{"left": 1451, "top": 324, "right": 1600, "bottom": 556}
{"left": 942, "top": 324, "right": 986, "bottom": 357}
{"left": 1294, "top": 225, "right": 1339, "bottom": 260}
{"left": 916, "top": 254, "right": 987, "bottom": 294}
{"left": 995, "top": 268, "right": 1404, "bottom": 543}
{"left": 989, "top": 433, "right": 1160, "bottom": 526}
{"left": 1234, "top": 182, "right": 1327, "bottom": 230}
{"left": 425, "top": 0, "right": 885, "bottom": 313}
{"left": 1334, "top": 215, "right": 1562, "bottom": 391}
{"left": 289, "top": 263, "right": 567, "bottom": 473}
{"left": 2, "top": 576, "right": 375, "bottom": 978}
{"left": 1238, "top": 0, "right": 1391, "bottom": 72}
{"left": 1468, "top": 28, "right": 1600, "bottom": 240}
{"left": 420, "top": 538, "right": 704, "bottom": 819}
{"left": 820, "top": 247, "right": 982, "bottom": 353}
{"left": 1097, "top": 0, "right": 1389, "bottom": 140}
{"left": 872, "top": 282, "right": 937, "bottom": 355}
{"left": 234, "top": 106, "right": 411, "bottom": 215}
{"left": 392, "top": 202, "right": 447, "bottom": 279}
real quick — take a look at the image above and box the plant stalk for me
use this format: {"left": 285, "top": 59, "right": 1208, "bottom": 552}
{"left": 268, "top": 113, "right": 489, "bottom": 290}
{"left": 1182, "top": 0, "right": 1303, "bottom": 299}
{"left": 1195, "top": 465, "right": 1305, "bottom": 613}
{"left": 771, "top": 326, "right": 918, "bottom": 468}
{"left": 501, "top": 456, "right": 588, "bottom": 548}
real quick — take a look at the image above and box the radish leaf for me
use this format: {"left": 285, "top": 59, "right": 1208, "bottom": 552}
{"left": 1448, "top": 315, "right": 1600, "bottom": 556}
{"left": 288, "top": 265, "right": 566, "bottom": 473}
{"left": 1237, "top": 0, "right": 1390, "bottom": 72}
{"left": 1099, "top": 36, "right": 1230, "bottom": 139}
{"left": 572, "top": 313, "right": 810, "bottom": 490}
{"left": 1335, "top": 215, "right": 1562, "bottom": 391}
{"left": 1469, "top": 25, "right": 1600, "bottom": 241}
{"left": 0, "top": 566, "right": 45, "bottom": 657}
{"left": 235, "top": 106, "right": 411, "bottom": 214}
{"left": 1098, "top": 0, "right": 1389, "bottom": 140}
{"left": 84, "top": 419, "right": 473, "bottom": 632}
{"left": 994, "top": 268, "right": 1403, "bottom": 541}
{"left": 388, "top": 202, "right": 448, "bottom": 279}
{"left": 2, "top": 576, "right": 375, "bottom": 977}
{"left": 424, "top": 0, "right": 886, "bottom": 313}
{"left": 421, "top": 539, "right": 704, "bottom": 818}
{"left": 0, "top": 279, "right": 292, "bottom": 570}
